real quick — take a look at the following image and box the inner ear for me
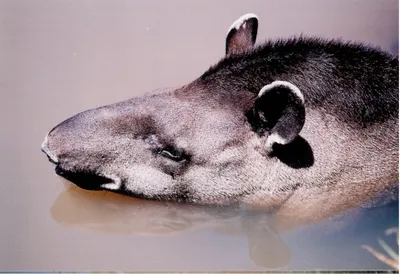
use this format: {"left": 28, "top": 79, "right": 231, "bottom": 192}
{"left": 247, "top": 81, "right": 306, "bottom": 148}
{"left": 226, "top": 13, "right": 258, "bottom": 55}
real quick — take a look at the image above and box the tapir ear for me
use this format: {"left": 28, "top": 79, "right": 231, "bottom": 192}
{"left": 226, "top": 13, "right": 258, "bottom": 55}
{"left": 248, "top": 81, "right": 306, "bottom": 148}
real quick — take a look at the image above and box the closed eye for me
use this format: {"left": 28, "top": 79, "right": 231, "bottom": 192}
{"left": 142, "top": 135, "right": 190, "bottom": 163}
{"left": 160, "top": 145, "right": 190, "bottom": 162}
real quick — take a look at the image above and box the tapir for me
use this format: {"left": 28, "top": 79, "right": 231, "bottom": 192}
{"left": 41, "top": 13, "right": 399, "bottom": 210}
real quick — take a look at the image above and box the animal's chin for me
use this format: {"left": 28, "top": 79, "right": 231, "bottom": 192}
{"left": 55, "top": 165, "right": 113, "bottom": 191}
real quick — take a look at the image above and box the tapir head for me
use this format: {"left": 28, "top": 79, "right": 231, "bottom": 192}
{"left": 41, "top": 14, "right": 306, "bottom": 205}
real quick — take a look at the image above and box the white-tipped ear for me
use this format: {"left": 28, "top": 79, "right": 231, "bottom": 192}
{"left": 226, "top": 13, "right": 258, "bottom": 55}
{"left": 227, "top": 13, "right": 258, "bottom": 34}
{"left": 250, "top": 80, "right": 306, "bottom": 148}
{"left": 266, "top": 132, "right": 288, "bottom": 147}
{"left": 259, "top": 81, "right": 305, "bottom": 104}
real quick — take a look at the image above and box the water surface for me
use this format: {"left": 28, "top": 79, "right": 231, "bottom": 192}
{"left": 1, "top": 0, "right": 398, "bottom": 271}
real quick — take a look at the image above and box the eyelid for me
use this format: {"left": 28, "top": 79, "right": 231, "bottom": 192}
{"left": 142, "top": 135, "right": 189, "bottom": 162}
{"left": 160, "top": 145, "right": 188, "bottom": 162}
{"left": 161, "top": 149, "right": 182, "bottom": 160}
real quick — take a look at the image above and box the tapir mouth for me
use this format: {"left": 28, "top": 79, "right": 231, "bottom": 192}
{"left": 55, "top": 165, "right": 113, "bottom": 191}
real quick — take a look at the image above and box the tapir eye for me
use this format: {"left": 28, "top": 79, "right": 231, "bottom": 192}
{"left": 160, "top": 145, "right": 188, "bottom": 162}
{"left": 142, "top": 135, "right": 190, "bottom": 162}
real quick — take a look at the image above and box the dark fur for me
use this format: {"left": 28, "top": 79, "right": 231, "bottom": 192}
{"left": 201, "top": 37, "right": 399, "bottom": 128}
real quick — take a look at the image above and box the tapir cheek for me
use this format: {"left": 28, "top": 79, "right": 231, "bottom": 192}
{"left": 123, "top": 165, "right": 175, "bottom": 195}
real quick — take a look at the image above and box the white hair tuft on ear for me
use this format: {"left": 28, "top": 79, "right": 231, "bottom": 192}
{"left": 266, "top": 132, "right": 288, "bottom": 148}
{"left": 227, "top": 13, "right": 258, "bottom": 35}
{"left": 258, "top": 80, "right": 305, "bottom": 103}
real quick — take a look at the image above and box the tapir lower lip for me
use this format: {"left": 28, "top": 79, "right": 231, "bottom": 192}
{"left": 55, "top": 165, "right": 112, "bottom": 191}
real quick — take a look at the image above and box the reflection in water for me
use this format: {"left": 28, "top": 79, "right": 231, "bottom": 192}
{"left": 51, "top": 185, "right": 291, "bottom": 268}
{"left": 50, "top": 181, "right": 398, "bottom": 269}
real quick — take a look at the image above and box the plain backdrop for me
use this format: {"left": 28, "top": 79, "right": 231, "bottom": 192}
{"left": 0, "top": 0, "right": 398, "bottom": 271}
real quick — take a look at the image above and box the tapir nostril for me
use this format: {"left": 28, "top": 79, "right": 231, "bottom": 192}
{"left": 41, "top": 132, "right": 59, "bottom": 164}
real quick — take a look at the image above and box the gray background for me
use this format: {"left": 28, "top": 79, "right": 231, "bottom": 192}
{"left": 1, "top": 0, "right": 398, "bottom": 271}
